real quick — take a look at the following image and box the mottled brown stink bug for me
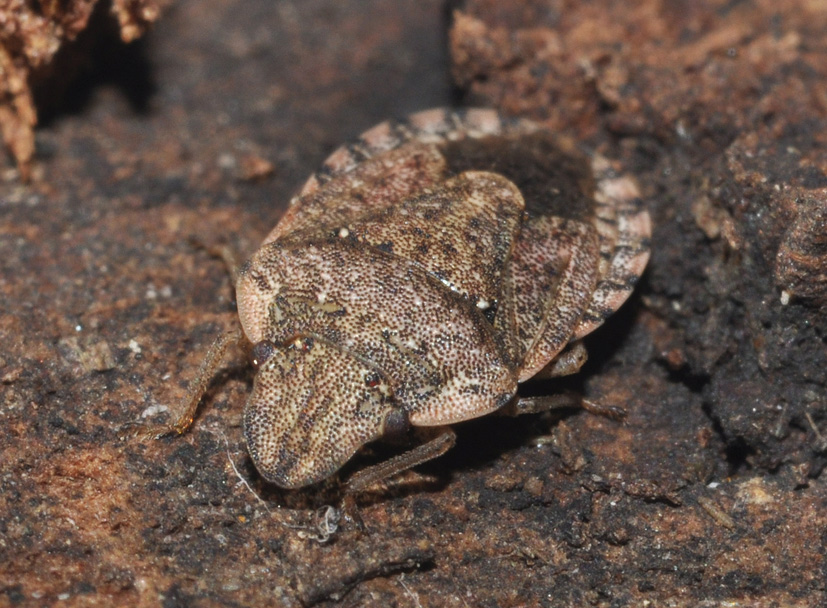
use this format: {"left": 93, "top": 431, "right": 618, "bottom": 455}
{"left": 149, "top": 108, "right": 651, "bottom": 491}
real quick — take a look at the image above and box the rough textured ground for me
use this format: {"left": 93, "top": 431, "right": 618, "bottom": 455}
{"left": 1, "top": 0, "right": 825, "bottom": 607}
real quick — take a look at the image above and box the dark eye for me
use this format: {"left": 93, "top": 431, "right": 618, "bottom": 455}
{"left": 364, "top": 372, "right": 381, "bottom": 388}
{"left": 383, "top": 409, "right": 410, "bottom": 441}
{"left": 250, "top": 340, "right": 276, "bottom": 368}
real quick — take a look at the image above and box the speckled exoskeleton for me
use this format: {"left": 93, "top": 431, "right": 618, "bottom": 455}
{"left": 155, "top": 108, "right": 651, "bottom": 491}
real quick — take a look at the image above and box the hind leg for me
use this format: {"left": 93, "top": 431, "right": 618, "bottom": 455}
{"left": 507, "top": 341, "right": 626, "bottom": 420}
{"left": 501, "top": 390, "right": 626, "bottom": 420}
{"left": 531, "top": 341, "right": 588, "bottom": 379}
{"left": 344, "top": 428, "right": 457, "bottom": 494}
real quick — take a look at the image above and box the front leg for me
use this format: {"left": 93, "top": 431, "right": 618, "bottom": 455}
{"left": 127, "top": 327, "right": 245, "bottom": 438}
{"left": 344, "top": 427, "right": 457, "bottom": 494}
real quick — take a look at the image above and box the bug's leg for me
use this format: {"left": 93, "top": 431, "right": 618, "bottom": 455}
{"left": 344, "top": 428, "right": 457, "bottom": 495}
{"left": 127, "top": 327, "right": 245, "bottom": 438}
{"left": 579, "top": 399, "right": 627, "bottom": 420}
{"left": 504, "top": 392, "right": 626, "bottom": 421}
{"left": 502, "top": 392, "right": 580, "bottom": 416}
{"left": 207, "top": 244, "right": 242, "bottom": 285}
{"left": 504, "top": 340, "right": 627, "bottom": 420}
{"left": 531, "top": 340, "right": 588, "bottom": 379}
{"left": 186, "top": 237, "right": 242, "bottom": 284}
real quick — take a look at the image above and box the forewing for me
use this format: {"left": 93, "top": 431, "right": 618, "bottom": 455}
{"left": 498, "top": 216, "right": 601, "bottom": 382}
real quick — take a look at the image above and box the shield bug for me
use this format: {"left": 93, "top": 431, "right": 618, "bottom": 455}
{"left": 150, "top": 108, "right": 651, "bottom": 491}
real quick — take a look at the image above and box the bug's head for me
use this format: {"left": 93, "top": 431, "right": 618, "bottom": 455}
{"left": 243, "top": 336, "right": 401, "bottom": 489}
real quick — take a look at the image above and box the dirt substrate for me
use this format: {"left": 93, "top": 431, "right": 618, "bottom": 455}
{"left": 1, "top": 1, "right": 825, "bottom": 606}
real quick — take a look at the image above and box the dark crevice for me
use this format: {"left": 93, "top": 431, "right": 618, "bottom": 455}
{"left": 702, "top": 400, "right": 756, "bottom": 475}
{"left": 35, "top": 0, "right": 156, "bottom": 128}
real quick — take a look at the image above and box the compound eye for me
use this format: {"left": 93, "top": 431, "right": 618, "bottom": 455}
{"left": 250, "top": 340, "right": 276, "bottom": 368}
{"left": 364, "top": 371, "right": 382, "bottom": 388}
{"left": 382, "top": 409, "right": 410, "bottom": 441}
